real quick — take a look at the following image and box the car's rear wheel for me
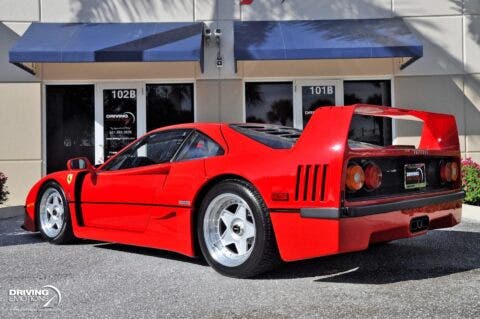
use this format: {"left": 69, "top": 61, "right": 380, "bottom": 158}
{"left": 37, "top": 181, "right": 75, "bottom": 244}
{"left": 197, "top": 180, "right": 279, "bottom": 278}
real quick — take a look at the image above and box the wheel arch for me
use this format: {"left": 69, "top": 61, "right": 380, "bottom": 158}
{"left": 34, "top": 179, "right": 67, "bottom": 229}
{"left": 190, "top": 174, "right": 259, "bottom": 256}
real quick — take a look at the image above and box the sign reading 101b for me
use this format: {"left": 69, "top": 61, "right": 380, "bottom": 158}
{"left": 103, "top": 89, "right": 137, "bottom": 159}
{"left": 302, "top": 85, "right": 336, "bottom": 127}
{"left": 308, "top": 86, "right": 334, "bottom": 95}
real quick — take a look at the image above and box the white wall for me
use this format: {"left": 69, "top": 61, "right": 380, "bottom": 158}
{"left": 0, "top": 0, "right": 41, "bottom": 206}
{"left": 393, "top": 0, "right": 462, "bottom": 16}
{"left": 0, "top": 83, "right": 42, "bottom": 206}
{"left": 241, "top": 0, "right": 393, "bottom": 20}
{"left": 396, "top": 16, "right": 464, "bottom": 76}
{"left": 0, "top": 0, "right": 39, "bottom": 21}
{"left": 41, "top": 0, "right": 194, "bottom": 22}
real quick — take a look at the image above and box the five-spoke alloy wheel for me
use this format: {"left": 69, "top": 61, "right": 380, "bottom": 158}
{"left": 203, "top": 193, "right": 256, "bottom": 267}
{"left": 198, "top": 180, "right": 278, "bottom": 278}
{"left": 36, "top": 181, "right": 75, "bottom": 244}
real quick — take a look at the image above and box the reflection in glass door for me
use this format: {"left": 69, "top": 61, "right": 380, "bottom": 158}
{"left": 146, "top": 83, "right": 194, "bottom": 131}
{"left": 344, "top": 80, "right": 392, "bottom": 146}
{"left": 46, "top": 85, "right": 95, "bottom": 173}
{"left": 294, "top": 80, "right": 343, "bottom": 129}
{"left": 244, "top": 82, "right": 293, "bottom": 127}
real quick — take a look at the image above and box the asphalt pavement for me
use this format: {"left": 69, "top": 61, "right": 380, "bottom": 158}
{"left": 0, "top": 214, "right": 479, "bottom": 318}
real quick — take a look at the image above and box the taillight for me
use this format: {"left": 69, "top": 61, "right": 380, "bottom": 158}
{"left": 451, "top": 162, "right": 459, "bottom": 182}
{"left": 441, "top": 161, "right": 459, "bottom": 183}
{"left": 364, "top": 163, "right": 382, "bottom": 190}
{"left": 346, "top": 164, "right": 365, "bottom": 191}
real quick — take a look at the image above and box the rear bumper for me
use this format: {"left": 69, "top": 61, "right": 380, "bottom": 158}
{"left": 301, "top": 191, "right": 465, "bottom": 219}
{"left": 270, "top": 196, "right": 462, "bottom": 262}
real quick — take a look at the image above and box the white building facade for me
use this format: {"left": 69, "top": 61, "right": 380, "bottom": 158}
{"left": 0, "top": 0, "right": 479, "bottom": 205}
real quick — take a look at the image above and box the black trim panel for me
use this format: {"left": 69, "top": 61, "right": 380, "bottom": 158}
{"left": 74, "top": 172, "right": 88, "bottom": 226}
{"left": 78, "top": 201, "right": 191, "bottom": 209}
{"left": 301, "top": 208, "right": 342, "bottom": 219}
{"left": 345, "top": 191, "right": 465, "bottom": 217}
{"left": 297, "top": 191, "right": 464, "bottom": 219}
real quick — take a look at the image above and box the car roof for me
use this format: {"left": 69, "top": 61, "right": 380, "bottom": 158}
{"left": 148, "top": 122, "right": 299, "bottom": 134}
{"left": 148, "top": 122, "right": 224, "bottom": 133}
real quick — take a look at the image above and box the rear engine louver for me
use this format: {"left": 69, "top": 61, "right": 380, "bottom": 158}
{"left": 295, "top": 164, "right": 328, "bottom": 201}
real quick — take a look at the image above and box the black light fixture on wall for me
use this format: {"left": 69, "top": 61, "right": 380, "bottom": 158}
{"left": 204, "top": 26, "right": 224, "bottom": 68}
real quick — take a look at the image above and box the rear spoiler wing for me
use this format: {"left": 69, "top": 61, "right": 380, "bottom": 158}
{"left": 295, "top": 104, "right": 460, "bottom": 152}
{"left": 292, "top": 104, "right": 460, "bottom": 208}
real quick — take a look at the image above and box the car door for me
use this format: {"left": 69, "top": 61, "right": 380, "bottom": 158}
{"left": 80, "top": 129, "right": 192, "bottom": 232}
{"left": 157, "top": 130, "right": 225, "bottom": 207}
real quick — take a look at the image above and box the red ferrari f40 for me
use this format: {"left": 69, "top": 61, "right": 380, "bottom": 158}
{"left": 23, "top": 105, "right": 464, "bottom": 277}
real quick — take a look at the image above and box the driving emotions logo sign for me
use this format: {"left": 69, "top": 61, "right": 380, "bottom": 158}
{"left": 105, "top": 112, "right": 136, "bottom": 126}
{"left": 8, "top": 285, "right": 62, "bottom": 309}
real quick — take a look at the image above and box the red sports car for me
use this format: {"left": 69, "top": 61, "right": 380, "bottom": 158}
{"left": 23, "top": 104, "right": 464, "bottom": 278}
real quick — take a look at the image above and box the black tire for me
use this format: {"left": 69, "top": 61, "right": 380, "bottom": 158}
{"left": 197, "top": 179, "right": 279, "bottom": 278}
{"left": 36, "top": 181, "right": 76, "bottom": 244}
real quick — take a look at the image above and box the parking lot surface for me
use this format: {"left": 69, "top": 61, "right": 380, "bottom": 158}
{"left": 1, "top": 214, "right": 479, "bottom": 318}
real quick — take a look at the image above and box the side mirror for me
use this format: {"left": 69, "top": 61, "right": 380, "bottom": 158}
{"left": 66, "top": 157, "right": 95, "bottom": 174}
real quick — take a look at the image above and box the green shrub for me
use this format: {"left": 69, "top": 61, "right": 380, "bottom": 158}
{"left": 0, "top": 172, "right": 8, "bottom": 205}
{"left": 462, "top": 158, "right": 480, "bottom": 206}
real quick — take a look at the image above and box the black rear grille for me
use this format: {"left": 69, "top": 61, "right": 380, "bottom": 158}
{"left": 295, "top": 164, "right": 328, "bottom": 201}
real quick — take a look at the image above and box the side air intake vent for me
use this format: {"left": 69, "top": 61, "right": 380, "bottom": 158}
{"left": 295, "top": 164, "right": 328, "bottom": 201}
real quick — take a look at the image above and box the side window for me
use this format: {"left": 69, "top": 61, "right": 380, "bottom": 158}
{"left": 102, "top": 130, "right": 191, "bottom": 171}
{"left": 175, "top": 131, "right": 224, "bottom": 162}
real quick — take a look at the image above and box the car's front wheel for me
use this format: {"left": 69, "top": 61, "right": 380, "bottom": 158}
{"left": 197, "top": 180, "right": 279, "bottom": 278}
{"left": 37, "top": 181, "right": 75, "bottom": 244}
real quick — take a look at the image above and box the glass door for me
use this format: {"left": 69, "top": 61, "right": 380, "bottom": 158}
{"left": 95, "top": 83, "right": 145, "bottom": 164}
{"left": 293, "top": 80, "right": 343, "bottom": 129}
{"left": 45, "top": 85, "right": 95, "bottom": 173}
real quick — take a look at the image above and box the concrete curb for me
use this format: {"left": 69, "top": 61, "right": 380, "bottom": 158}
{"left": 462, "top": 204, "right": 480, "bottom": 222}
{"left": 0, "top": 206, "right": 24, "bottom": 220}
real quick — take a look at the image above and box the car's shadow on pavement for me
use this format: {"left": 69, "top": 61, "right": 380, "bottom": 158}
{"left": 92, "top": 229, "right": 480, "bottom": 283}
{"left": 0, "top": 216, "right": 42, "bottom": 247}
{"left": 256, "top": 229, "right": 480, "bottom": 283}
{"left": 0, "top": 216, "right": 100, "bottom": 247}
{"left": 94, "top": 243, "right": 208, "bottom": 266}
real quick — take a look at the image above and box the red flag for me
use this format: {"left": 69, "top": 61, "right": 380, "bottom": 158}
{"left": 240, "top": 0, "right": 254, "bottom": 5}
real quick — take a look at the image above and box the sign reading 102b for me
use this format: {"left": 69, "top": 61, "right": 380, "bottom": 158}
{"left": 309, "top": 86, "right": 334, "bottom": 95}
{"left": 112, "top": 89, "right": 136, "bottom": 99}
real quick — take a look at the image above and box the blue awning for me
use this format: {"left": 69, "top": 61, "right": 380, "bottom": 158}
{"left": 234, "top": 19, "right": 423, "bottom": 70}
{"left": 9, "top": 22, "right": 205, "bottom": 71}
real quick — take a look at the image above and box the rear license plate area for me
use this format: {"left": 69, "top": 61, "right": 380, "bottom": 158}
{"left": 410, "top": 216, "right": 429, "bottom": 233}
{"left": 404, "top": 163, "right": 426, "bottom": 189}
